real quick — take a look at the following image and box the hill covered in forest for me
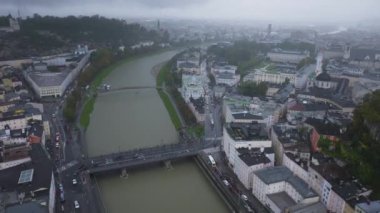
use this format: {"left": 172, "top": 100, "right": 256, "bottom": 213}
{"left": 0, "top": 15, "right": 169, "bottom": 60}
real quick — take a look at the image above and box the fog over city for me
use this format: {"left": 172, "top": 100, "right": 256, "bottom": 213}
{"left": 1, "top": 0, "right": 380, "bottom": 24}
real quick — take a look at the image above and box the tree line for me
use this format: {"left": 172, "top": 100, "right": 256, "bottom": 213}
{"left": 0, "top": 14, "right": 169, "bottom": 60}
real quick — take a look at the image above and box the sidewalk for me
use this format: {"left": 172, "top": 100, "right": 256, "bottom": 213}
{"left": 162, "top": 82, "right": 186, "bottom": 127}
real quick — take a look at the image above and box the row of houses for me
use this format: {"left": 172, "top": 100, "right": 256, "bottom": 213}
{"left": 1, "top": 55, "right": 56, "bottom": 212}
{"left": 220, "top": 90, "right": 379, "bottom": 212}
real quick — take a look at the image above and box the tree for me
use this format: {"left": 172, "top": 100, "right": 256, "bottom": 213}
{"left": 237, "top": 81, "right": 268, "bottom": 97}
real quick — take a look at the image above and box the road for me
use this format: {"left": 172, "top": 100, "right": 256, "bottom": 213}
{"left": 42, "top": 79, "right": 101, "bottom": 213}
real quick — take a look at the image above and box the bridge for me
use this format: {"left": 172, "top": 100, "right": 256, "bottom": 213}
{"left": 97, "top": 85, "right": 163, "bottom": 93}
{"left": 86, "top": 140, "right": 218, "bottom": 175}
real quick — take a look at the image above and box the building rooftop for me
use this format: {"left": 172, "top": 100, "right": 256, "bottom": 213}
{"left": 285, "top": 152, "right": 309, "bottom": 171}
{"left": 27, "top": 71, "right": 69, "bottom": 87}
{"left": 232, "top": 113, "right": 263, "bottom": 120}
{"left": 287, "top": 201, "right": 327, "bottom": 213}
{"left": 224, "top": 95, "right": 281, "bottom": 121}
{"left": 350, "top": 48, "right": 380, "bottom": 61}
{"left": 178, "top": 61, "right": 199, "bottom": 69}
{"left": 269, "top": 48, "right": 308, "bottom": 56}
{"left": 189, "top": 97, "right": 205, "bottom": 114}
{"left": 305, "top": 117, "right": 342, "bottom": 136}
{"left": 254, "top": 166, "right": 317, "bottom": 198}
{"left": 236, "top": 147, "right": 272, "bottom": 166}
{"left": 226, "top": 122, "right": 268, "bottom": 141}
{"left": 332, "top": 179, "right": 371, "bottom": 202}
{"left": 215, "top": 72, "right": 236, "bottom": 79}
{"left": 356, "top": 200, "right": 380, "bottom": 212}
{"left": 272, "top": 124, "right": 308, "bottom": 146}
{"left": 267, "top": 192, "right": 296, "bottom": 211}
{"left": 315, "top": 72, "right": 331, "bottom": 81}
{"left": 0, "top": 144, "right": 53, "bottom": 194}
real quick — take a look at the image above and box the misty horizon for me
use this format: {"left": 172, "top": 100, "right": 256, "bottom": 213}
{"left": 1, "top": 0, "right": 380, "bottom": 25}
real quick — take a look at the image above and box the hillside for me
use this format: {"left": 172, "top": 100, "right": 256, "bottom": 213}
{"left": 0, "top": 15, "right": 168, "bottom": 60}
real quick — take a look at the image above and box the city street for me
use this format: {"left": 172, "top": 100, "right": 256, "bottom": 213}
{"left": 42, "top": 85, "right": 101, "bottom": 213}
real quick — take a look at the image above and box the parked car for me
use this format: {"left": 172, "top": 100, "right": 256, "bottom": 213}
{"left": 241, "top": 194, "right": 248, "bottom": 201}
{"left": 74, "top": 200, "right": 80, "bottom": 209}
{"left": 72, "top": 178, "right": 77, "bottom": 185}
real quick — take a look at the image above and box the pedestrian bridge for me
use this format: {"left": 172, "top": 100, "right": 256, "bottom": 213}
{"left": 97, "top": 85, "right": 163, "bottom": 93}
{"left": 86, "top": 140, "right": 218, "bottom": 175}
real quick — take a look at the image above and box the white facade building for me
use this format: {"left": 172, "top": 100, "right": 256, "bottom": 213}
{"left": 233, "top": 147, "right": 274, "bottom": 189}
{"left": 223, "top": 95, "right": 284, "bottom": 129}
{"left": 222, "top": 122, "right": 272, "bottom": 167}
{"left": 252, "top": 166, "right": 319, "bottom": 213}
{"left": 24, "top": 52, "right": 90, "bottom": 98}
{"left": 244, "top": 68, "right": 297, "bottom": 85}
{"left": 215, "top": 72, "right": 240, "bottom": 86}
{"left": 267, "top": 49, "right": 309, "bottom": 64}
{"left": 180, "top": 74, "right": 205, "bottom": 102}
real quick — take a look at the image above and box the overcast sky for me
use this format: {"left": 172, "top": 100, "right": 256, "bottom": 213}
{"left": 1, "top": 0, "right": 380, "bottom": 24}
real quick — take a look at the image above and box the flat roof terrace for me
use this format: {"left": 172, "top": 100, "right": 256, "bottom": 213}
{"left": 226, "top": 122, "right": 268, "bottom": 141}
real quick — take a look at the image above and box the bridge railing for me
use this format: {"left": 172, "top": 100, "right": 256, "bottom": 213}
{"left": 87, "top": 140, "right": 218, "bottom": 166}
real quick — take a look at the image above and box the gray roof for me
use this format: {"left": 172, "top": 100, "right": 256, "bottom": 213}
{"left": 232, "top": 113, "right": 262, "bottom": 120}
{"left": 350, "top": 48, "right": 380, "bottom": 61}
{"left": 216, "top": 72, "right": 235, "bottom": 79}
{"left": 226, "top": 122, "right": 268, "bottom": 141}
{"left": 237, "top": 148, "right": 272, "bottom": 166}
{"left": 267, "top": 192, "right": 296, "bottom": 211}
{"left": 356, "top": 200, "right": 380, "bottom": 212}
{"left": 28, "top": 72, "right": 68, "bottom": 87}
{"left": 287, "top": 202, "right": 327, "bottom": 213}
{"left": 254, "top": 166, "right": 317, "bottom": 198}
{"left": 255, "top": 166, "right": 292, "bottom": 184}
{"left": 315, "top": 72, "right": 331, "bottom": 81}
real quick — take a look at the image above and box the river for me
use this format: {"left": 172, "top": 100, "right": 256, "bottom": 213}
{"left": 85, "top": 50, "right": 229, "bottom": 213}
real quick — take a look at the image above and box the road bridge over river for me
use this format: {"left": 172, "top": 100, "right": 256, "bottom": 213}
{"left": 86, "top": 140, "right": 219, "bottom": 175}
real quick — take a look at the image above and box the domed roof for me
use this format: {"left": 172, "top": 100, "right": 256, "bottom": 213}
{"left": 316, "top": 72, "right": 331, "bottom": 81}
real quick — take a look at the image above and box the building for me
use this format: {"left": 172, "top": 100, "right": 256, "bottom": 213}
{"left": 252, "top": 166, "right": 319, "bottom": 213}
{"left": 233, "top": 147, "right": 274, "bottom": 189}
{"left": 348, "top": 48, "right": 380, "bottom": 69}
{"left": 215, "top": 72, "right": 240, "bottom": 86}
{"left": 305, "top": 117, "right": 343, "bottom": 152}
{"left": 188, "top": 97, "right": 205, "bottom": 122}
{"left": 244, "top": 66, "right": 297, "bottom": 85}
{"left": 211, "top": 64, "right": 240, "bottom": 87}
{"left": 287, "top": 201, "right": 327, "bottom": 213}
{"left": 267, "top": 49, "right": 309, "bottom": 64}
{"left": 0, "top": 15, "right": 20, "bottom": 33}
{"left": 177, "top": 62, "right": 200, "bottom": 74}
{"left": 299, "top": 71, "right": 355, "bottom": 113}
{"left": 223, "top": 95, "right": 284, "bottom": 128}
{"left": 355, "top": 200, "right": 380, "bottom": 213}
{"left": 326, "top": 59, "right": 364, "bottom": 77}
{"left": 180, "top": 74, "right": 205, "bottom": 102}
{"left": 320, "top": 43, "right": 348, "bottom": 59}
{"left": 130, "top": 41, "right": 154, "bottom": 50}
{"left": 176, "top": 51, "right": 200, "bottom": 70}
{"left": 211, "top": 65, "right": 237, "bottom": 75}
{"left": 308, "top": 154, "right": 372, "bottom": 213}
{"left": 0, "top": 144, "right": 55, "bottom": 213}
{"left": 270, "top": 124, "right": 310, "bottom": 166}
{"left": 23, "top": 52, "right": 90, "bottom": 98}
{"left": 286, "top": 99, "right": 341, "bottom": 124}
{"left": 243, "top": 64, "right": 314, "bottom": 89}
{"left": 0, "top": 107, "right": 42, "bottom": 130}
{"left": 222, "top": 122, "right": 271, "bottom": 168}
